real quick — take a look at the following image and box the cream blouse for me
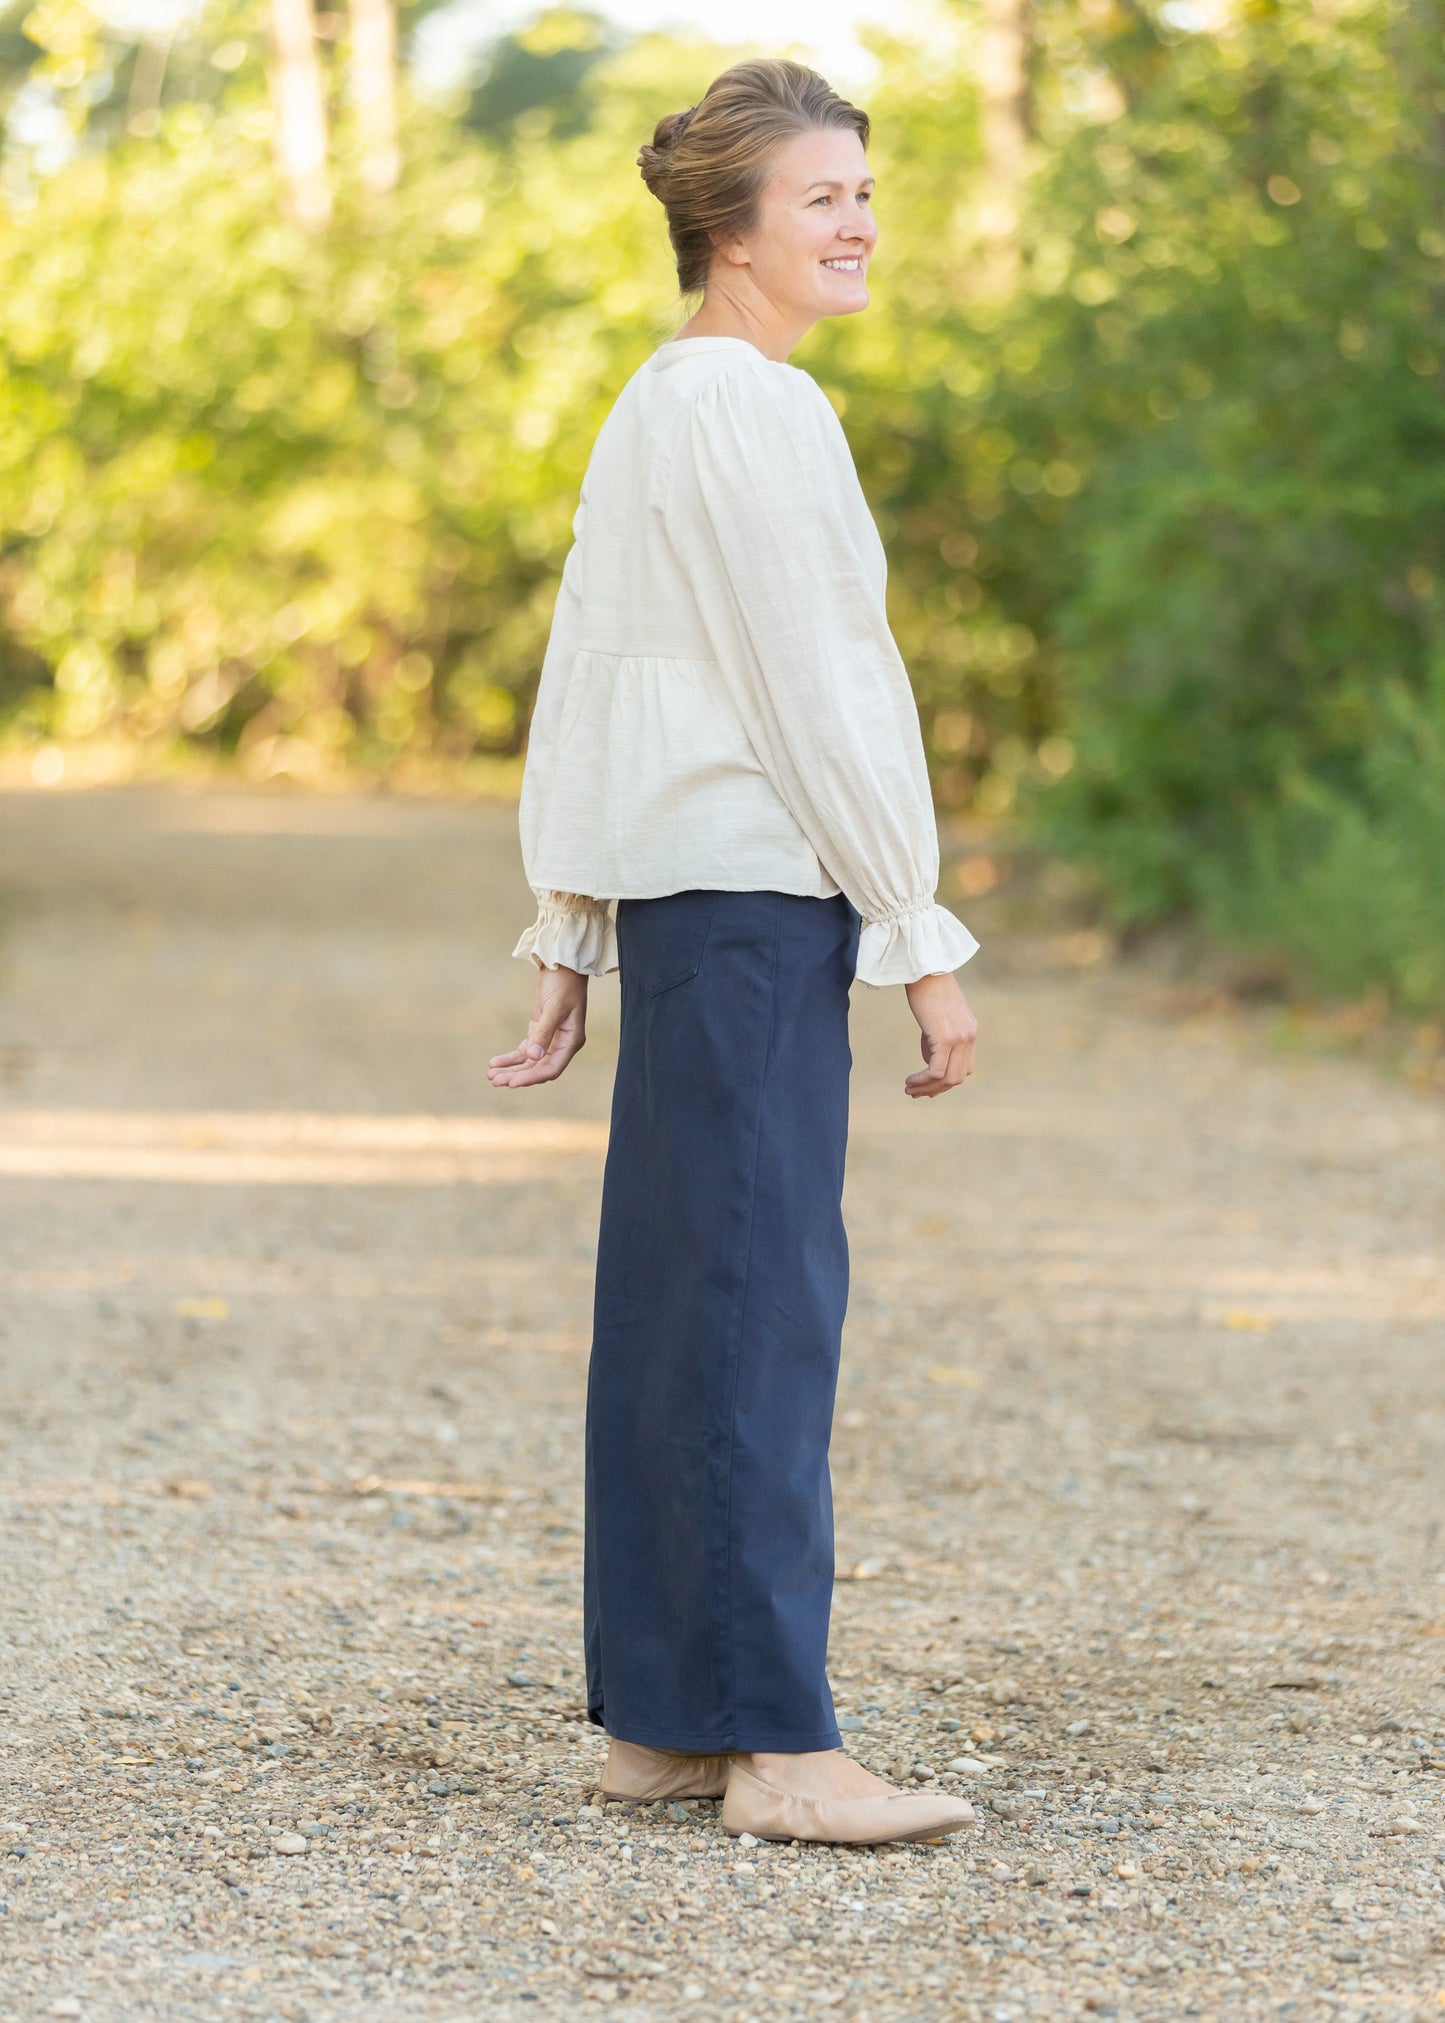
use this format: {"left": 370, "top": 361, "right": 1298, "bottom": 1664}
{"left": 510, "top": 333, "right": 979, "bottom": 988}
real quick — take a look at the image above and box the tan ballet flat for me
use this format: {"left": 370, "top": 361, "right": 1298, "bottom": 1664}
{"left": 598, "top": 1737, "right": 732, "bottom": 1805}
{"left": 722, "top": 1761, "right": 976, "bottom": 1846}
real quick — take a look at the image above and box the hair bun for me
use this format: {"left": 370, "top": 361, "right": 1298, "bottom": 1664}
{"left": 637, "top": 102, "right": 700, "bottom": 198}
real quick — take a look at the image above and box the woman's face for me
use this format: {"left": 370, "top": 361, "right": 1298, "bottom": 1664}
{"left": 718, "top": 125, "right": 877, "bottom": 322}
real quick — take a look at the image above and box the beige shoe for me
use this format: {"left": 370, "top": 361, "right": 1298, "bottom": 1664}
{"left": 598, "top": 1737, "right": 732, "bottom": 1805}
{"left": 722, "top": 1761, "right": 975, "bottom": 1846}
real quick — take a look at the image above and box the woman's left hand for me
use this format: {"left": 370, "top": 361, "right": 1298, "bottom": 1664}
{"left": 901, "top": 971, "right": 977, "bottom": 1098}
{"left": 487, "top": 966, "right": 589, "bottom": 1087}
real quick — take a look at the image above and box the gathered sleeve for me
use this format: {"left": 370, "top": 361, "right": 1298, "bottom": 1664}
{"left": 511, "top": 887, "right": 617, "bottom": 976}
{"left": 510, "top": 491, "right": 618, "bottom": 976}
{"left": 664, "top": 365, "right": 978, "bottom": 988}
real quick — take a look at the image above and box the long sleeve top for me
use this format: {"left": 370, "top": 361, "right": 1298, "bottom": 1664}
{"left": 510, "top": 332, "right": 979, "bottom": 988}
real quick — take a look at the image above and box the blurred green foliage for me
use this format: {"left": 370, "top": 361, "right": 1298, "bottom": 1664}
{"left": 0, "top": 6, "right": 696, "bottom": 776}
{"left": 972, "top": 0, "right": 1445, "bottom": 1013}
{"left": 1, "top": 0, "right": 1442, "bottom": 1007}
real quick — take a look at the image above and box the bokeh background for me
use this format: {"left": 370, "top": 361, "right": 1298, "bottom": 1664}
{"left": 2, "top": 0, "right": 1442, "bottom": 1019}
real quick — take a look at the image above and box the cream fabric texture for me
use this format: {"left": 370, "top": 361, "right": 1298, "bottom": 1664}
{"left": 511, "top": 334, "right": 979, "bottom": 989}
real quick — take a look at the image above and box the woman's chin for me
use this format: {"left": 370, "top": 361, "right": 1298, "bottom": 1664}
{"left": 817, "top": 280, "right": 869, "bottom": 314}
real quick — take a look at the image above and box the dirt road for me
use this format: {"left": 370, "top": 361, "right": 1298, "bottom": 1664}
{"left": 1, "top": 784, "right": 1441, "bottom": 2023}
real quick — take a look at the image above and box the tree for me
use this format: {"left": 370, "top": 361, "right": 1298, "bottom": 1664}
{"left": 267, "top": 0, "right": 330, "bottom": 227}
{"left": 349, "top": 0, "right": 397, "bottom": 194}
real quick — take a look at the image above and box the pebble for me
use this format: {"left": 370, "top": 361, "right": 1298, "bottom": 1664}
{"left": 271, "top": 1833, "right": 308, "bottom": 1856}
{"left": 5, "top": 789, "right": 1444, "bottom": 2023}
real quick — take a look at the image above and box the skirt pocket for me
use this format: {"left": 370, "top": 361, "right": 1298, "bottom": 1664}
{"left": 619, "top": 890, "right": 723, "bottom": 997}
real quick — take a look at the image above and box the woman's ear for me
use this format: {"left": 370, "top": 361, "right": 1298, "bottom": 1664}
{"left": 708, "top": 227, "right": 749, "bottom": 271}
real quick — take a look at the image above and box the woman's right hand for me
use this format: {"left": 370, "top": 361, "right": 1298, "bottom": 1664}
{"left": 487, "top": 966, "right": 589, "bottom": 1088}
{"left": 901, "top": 971, "right": 977, "bottom": 1098}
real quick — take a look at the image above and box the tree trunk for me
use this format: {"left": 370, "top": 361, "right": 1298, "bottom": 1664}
{"left": 977, "top": 0, "right": 1032, "bottom": 278}
{"left": 267, "top": 0, "right": 332, "bottom": 230}
{"left": 350, "top": 0, "right": 399, "bottom": 194}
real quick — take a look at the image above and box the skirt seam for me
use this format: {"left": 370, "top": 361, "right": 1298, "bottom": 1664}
{"left": 717, "top": 890, "right": 785, "bottom": 1744}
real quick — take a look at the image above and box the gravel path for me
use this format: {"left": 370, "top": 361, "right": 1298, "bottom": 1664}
{"left": 1, "top": 784, "right": 1442, "bottom": 2023}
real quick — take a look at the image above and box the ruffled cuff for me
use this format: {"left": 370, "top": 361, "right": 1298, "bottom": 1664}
{"left": 511, "top": 890, "right": 618, "bottom": 976}
{"left": 855, "top": 899, "right": 980, "bottom": 988}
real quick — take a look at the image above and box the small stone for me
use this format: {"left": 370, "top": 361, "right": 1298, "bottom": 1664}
{"left": 1115, "top": 1864, "right": 1140, "bottom": 1881}
{"left": 50, "top": 2005, "right": 82, "bottom": 2020}
{"left": 297, "top": 1820, "right": 328, "bottom": 1838}
{"left": 949, "top": 1756, "right": 989, "bottom": 1775}
{"left": 837, "top": 1714, "right": 862, "bottom": 1732}
{"left": 990, "top": 1862, "right": 1016, "bottom": 1882}
{"left": 506, "top": 1673, "right": 537, "bottom": 1688}
{"left": 1070, "top": 1883, "right": 1093, "bottom": 1898}
{"left": 539, "top": 1918, "right": 556, "bottom": 1934}
{"left": 271, "top": 1833, "right": 308, "bottom": 1855}
{"left": 1296, "top": 1800, "right": 1325, "bottom": 1816}
{"left": 1065, "top": 1718, "right": 1091, "bottom": 1737}
{"left": 1025, "top": 1864, "right": 1051, "bottom": 1885}
{"left": 736, "top": 1832, "right": 759, "bottom": 1847}
{"left": 988, "top": 1678, "right": 1024, "bottom": 1705}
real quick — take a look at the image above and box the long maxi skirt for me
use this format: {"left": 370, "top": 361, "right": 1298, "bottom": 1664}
{"left": 583, "top": 887, "right": 862, "bottom": 1753}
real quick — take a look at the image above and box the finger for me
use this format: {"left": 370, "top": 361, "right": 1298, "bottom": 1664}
{"left": 529, "top": 996, "right": 571, "bottom": 1057}
{"left": 492, "top": 1020, "right": 584, "bottom": 1087}
{"left": 493, "top": 1044, "right": 574, "bottom": 1088}
{"left": 905, "top": 1041, "right": 969, "bottom": 1097}
{"left": 904, "top": 1067, "right": 945, "bottom": 1097}
{"left": 488, "top": 1042, "right": 534, "bottom": 1067}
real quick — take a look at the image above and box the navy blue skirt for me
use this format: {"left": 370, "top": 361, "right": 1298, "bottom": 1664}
{"left": 583, "top": 888, "right": 861, "bottom": 1753}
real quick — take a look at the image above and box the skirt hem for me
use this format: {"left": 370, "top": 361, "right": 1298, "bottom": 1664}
{"left": 594, "top": 1712, "right": 845, "bottom": 1755}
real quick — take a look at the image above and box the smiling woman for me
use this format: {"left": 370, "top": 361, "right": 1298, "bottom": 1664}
{"left": 491, "top": 56, "right": 979, "bottom": 1850}
{"left": 635, "top": 61, "right": 876, "bottom": 326}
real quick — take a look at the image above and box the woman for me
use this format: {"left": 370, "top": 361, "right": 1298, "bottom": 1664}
{"left": 488, "top": 57, "right": 980, "bottom": 1847}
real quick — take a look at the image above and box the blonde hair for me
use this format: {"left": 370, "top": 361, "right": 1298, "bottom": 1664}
{"left": 638, "top": 57, "right": 870, "bottom": 297}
